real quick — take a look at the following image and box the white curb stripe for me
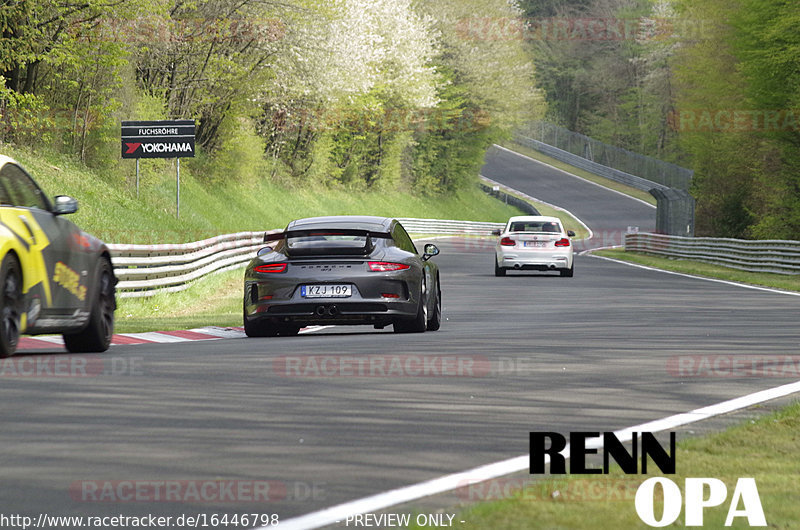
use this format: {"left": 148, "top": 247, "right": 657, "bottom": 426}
{"left": 119, "top": 332, "right": 192, "bottom": 343}
{"left": 188, "top": 327, "right": 247, "bottom": 339}
{"left": 266, "top": 380, "right": 800, "bottom": 530}
{"left": 25, "top": 336, "right": 65, "bottom": 345}
{"left": 17, "top": 324, "right": 353, "bottom": 351}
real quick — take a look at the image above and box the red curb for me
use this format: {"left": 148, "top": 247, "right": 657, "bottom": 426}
{"left": 158, "top": 330, "right": 221, "bottom": 340}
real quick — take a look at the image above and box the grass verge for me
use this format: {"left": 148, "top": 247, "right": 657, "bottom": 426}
{"left": 115, "top": 268, "right": 243, "bottom": 333}
{"left": 420, "top": 401, "right": 800, "bottom": 529}
{"left": 499, "top": 141, "right": 657, "bottom": 206}
{"left": 594, "top": 249, "right": 800, "bottom": 293}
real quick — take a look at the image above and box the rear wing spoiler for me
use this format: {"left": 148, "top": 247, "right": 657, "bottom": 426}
{"left": 264, "top": 229, "right": 392, "bottom": 256}
{"left": 264, "top": 229, "right": 393, "bottom": 242}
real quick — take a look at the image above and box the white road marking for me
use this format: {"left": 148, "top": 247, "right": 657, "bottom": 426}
{"left": 265, "top": 379, "right": 800, "bottom": 530}
{"left": 492, "top": 144, "right": 657, "bottom": 209}
{"left": 589, "top": 253, "right": 800, "bottom": 297}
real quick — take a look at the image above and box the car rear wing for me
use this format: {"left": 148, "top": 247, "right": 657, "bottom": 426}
{"left": 264, "top": 229, "right": 392, "bottom": 256}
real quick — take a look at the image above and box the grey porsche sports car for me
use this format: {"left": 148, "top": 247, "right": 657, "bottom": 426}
{"left": 243, "top": 216, "right": 441, "bottom": 336}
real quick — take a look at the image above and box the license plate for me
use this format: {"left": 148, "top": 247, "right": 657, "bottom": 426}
{"left": 524, "top": 241, "right": 547, "bottom": 248}
{"left": 301, "top": 284, "right": 352, "bottom": 298}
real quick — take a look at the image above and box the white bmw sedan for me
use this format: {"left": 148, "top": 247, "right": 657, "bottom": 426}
{"left": 493, "top": 215, "right": 575, "bottom": 277}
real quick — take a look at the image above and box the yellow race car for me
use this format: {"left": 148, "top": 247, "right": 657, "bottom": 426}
{"left": 0, "top": 155, "right": 116, "bottom": 357}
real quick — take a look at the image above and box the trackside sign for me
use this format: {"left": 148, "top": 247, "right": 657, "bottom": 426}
{"left": 121, "top": 120, "right": 195, "bottom": 159}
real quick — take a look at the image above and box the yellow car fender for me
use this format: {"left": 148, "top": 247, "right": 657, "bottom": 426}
{"left": 0, "top": 209, "right": 53, "bottom": 331}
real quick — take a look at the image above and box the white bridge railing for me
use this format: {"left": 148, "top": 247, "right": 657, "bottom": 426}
{"left": 625, "top": 232, "right": 800, "bottom": 275}
{"left": 110, "top": 219, "right": 504, "bottom": 297}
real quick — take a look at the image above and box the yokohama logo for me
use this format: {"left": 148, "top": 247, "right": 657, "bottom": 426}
{"left": 125, "top": 142, "right": 193, "bottom": 154}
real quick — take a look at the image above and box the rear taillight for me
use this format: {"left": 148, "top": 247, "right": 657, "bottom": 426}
{"left": 500, "top": 237, "right": 515, "bottom": 246}
{"left": 368, "top": 262, "right": 410, "bottom": 272}
{"left": 254, "top": 263, "right": 287, "bottom": 273}
{"left": 555, "top": 238, "right": 571, "bottom": 247}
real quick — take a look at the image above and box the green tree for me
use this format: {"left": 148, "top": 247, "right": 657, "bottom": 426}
{"left": 731, "top": 0, "right": 800, "bottom": 238}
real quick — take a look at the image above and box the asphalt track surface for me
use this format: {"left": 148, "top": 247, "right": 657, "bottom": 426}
{"left": 2, "top": 147, "right": 799, "bottom": 528}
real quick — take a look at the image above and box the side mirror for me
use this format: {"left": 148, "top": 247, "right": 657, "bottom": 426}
{"left": 491, "top": 229, "right": 502, "bottom": 236}
{"left": 567, "top": 230, "right": 576, "bottom": 237}
{"left": 422, "top": 243, "right": 440, "bottom": 261}
{"left": 53, "top": 195, "right": 78, "bottom": 215}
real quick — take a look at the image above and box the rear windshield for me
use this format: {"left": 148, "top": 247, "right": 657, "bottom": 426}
{"left": 287, "top": 233, "right": 368, "bottom": 251}
{"left": 281, "top": 231, "right": 382, "bottom": 256}
{"left": 509, "top": 221, "right": 561, "bottom": 233}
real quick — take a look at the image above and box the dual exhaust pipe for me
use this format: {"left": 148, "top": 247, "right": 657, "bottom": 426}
{"left": 315, "top": 305, "right": 339, "bottom": 317}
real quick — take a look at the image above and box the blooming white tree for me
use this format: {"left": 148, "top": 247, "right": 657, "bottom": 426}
{"left": 272, "top": 0, "right": 438, "bottom": 108}
{"left": 412, "top": 0, "right": 543, "bottom": 132}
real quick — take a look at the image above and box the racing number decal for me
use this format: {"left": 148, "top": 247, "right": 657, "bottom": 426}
{"left": 52, "top": 262, "right": 87, "bottom": 301}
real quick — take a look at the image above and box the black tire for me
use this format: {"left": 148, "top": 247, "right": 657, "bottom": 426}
{"left": 394, "top": 279, "right": 427, "bottom": 333}
{"left": 63, "top": 259, "right": 115, "bottom": 353}
{"left": 243, "top": 303, "right": 279, "bottom": 337}
{"left": 244, "top": 318, "right": 280, "bottom": 337}
{"left": 560, "top": 263, "right": 574, "bottom": 278}
{"left": 278, "top": 324, "right": 301, "bottom": 336}
{"left": 426, "top": 281, "right": 441, "bottom": 331}
{"left": 0, "top": 255, "right": 22, "bottom": 358}
{"left": 494, "top": 256, "right": 506, "bottom": 277}
{"left": 243, "top": 302, "right": 299, "bottom": 337}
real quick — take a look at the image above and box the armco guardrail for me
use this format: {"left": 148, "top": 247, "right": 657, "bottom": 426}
{"left": 109, "top": 232, "right": 269, "bottom": 298}
{"left": 517, "top": 121, "right": 693, "bottom": 190}
{"left": 513, "top": 135, "right": 671, "bottom": 193}
{"left": 477, "top": 177, "right": 540, "bottom": 216}
{"left": 396, "top": 217, "right": 503, "bottom": 235}
{"left": 110, "top": 219, "right": 505, "bottom": 297}
{"left": 508, "top": 133, "right": 696, "bottom": 236}
{"left": 625, "top": 232, "right": 800, "bottom": 275}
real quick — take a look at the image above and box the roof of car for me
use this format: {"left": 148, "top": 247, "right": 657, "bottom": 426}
{"left": 287, "top": 215, "right": 393, "bottom": 231}
{"left": 507, "top": 215, "right": 562, "bottom": 224}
